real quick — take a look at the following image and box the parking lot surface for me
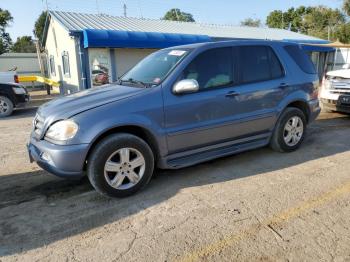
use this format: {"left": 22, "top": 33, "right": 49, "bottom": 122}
{"left": 0, "top": 108, "right": 350, "bottom": 262}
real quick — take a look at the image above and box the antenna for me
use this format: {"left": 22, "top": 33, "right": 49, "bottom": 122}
{"left": 137, "top": 0, "right": 143, "bottom": 18}
{"left": 123, "top": 3, "right": 127, "bottom": 17}
{"left": 42, "top": 0, "right": 49, "bottom": 11}
{"left": 96, "top": 0, "right": 100, "bottom": 14}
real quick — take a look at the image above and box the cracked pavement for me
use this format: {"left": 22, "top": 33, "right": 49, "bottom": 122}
{"left": 0, "top": 108, "right": 350, "bottom": 261}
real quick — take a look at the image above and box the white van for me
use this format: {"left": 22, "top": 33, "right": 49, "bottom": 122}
{"left": 320, "top": 65, "right": 350, "bottom": 113}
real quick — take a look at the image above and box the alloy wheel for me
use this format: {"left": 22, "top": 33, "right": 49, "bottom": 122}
{"left": 283, "top": 116, "right": 304, "bottom": 147}
{"left": 104, "top": 147, "right": 146, "bottom": 190}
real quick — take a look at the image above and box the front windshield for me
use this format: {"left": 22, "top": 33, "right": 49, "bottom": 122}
{"left": 120, "top": 49, "right": 190, "bottom": 86}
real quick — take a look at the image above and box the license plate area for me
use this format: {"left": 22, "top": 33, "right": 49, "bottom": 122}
{"left": 339, "top": 95, "right": 350, "bottom": 105}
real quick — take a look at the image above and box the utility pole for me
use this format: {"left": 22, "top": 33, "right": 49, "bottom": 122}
{"left": 123, "top": 3, "right": 127, "bottom": 17}
{"left": 175, "top": 9, "right": 180, "bottom": 20}
{"left": 96, "top": 0, "right": 100, "bottom": 14}
{"left": 281, "top": 12, "right": 284, "bottom": 29}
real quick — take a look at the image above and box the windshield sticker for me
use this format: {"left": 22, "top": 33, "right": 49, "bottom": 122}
{"left": 168, "top": 50, "right": 187, "bottom": 56}
{"left": 153, "top": 77, "right": 161, "bottom": 84}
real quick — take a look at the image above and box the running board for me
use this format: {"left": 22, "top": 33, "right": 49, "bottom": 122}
{"left": 166, "top": 135, "right": 270, "bottom": 169}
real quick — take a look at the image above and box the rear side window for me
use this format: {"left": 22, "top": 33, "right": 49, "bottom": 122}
{"left": 239, "top": 46, "right": 284, "bottom": 84}
{"left": 284, "top": 45, "right": 316, "bottom": 74}
{"left": 183, "top": 47, "right": 234, "bottom": 90}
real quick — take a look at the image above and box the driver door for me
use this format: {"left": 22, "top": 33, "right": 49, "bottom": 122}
{"left": 163, "top": 47, "right": 241, "bottom": 154}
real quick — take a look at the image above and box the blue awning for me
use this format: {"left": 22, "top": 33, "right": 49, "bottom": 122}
{"left": 83, "top": 29, "right": 212, "bottom": 49}
{"left": 283, "top": 39, "right": 335, "bottom": 52}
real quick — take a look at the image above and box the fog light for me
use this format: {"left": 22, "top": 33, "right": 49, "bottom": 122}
{"left": 41, "top": 152, "right": 52, "bottom": 163}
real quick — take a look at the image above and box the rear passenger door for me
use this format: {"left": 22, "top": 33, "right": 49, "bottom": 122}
{"left": 231, "top": 45, "right": 288, "bottom": 133}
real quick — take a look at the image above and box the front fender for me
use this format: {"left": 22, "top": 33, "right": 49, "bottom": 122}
{"left": 69, "top": 87, "right": 167, "bottom": 156}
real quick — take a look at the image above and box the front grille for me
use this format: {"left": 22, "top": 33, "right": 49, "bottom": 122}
{"left": 33, "top": 114, "right": 45, "bottom": 138}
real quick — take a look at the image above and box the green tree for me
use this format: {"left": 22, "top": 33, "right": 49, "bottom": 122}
{"left": 163, "top": 8, "right": 195, "bottom": 22}
{"left": 240, "top": 18, "right": 261, "bottom": 27}
{"left": 0, "top": 8, "right": 13, "bottom": 54}
{"left": 33, "top": 11, "right": 47, "bottom": 44}
{"left": 303, "top": 6, "right": 345, "bottom": 40}
{"left": 11, "top": 36, "right": 36, "bottom": 53}
{"left": 343, "top": 0, "right": 350, "bottom": 16}
{"left": 266, "top": 6, "right": 344, "bottom": 40}
{"left": 335, "top": 23, "right": 350, "bottom": 43}
{"left": 266, "top": 7, "right": 311, "bottom": 32}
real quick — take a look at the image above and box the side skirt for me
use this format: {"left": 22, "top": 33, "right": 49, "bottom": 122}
{"left": 158, "top": 133, "right": 271, "bottom": 169}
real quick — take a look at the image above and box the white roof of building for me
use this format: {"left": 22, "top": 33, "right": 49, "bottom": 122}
{"left": 50, "top": 11, "right": 322, "bottom": 41}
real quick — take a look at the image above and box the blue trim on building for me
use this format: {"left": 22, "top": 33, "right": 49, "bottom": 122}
{"left": 83, "top": 29, "right": 212, "bottom": 49}
{"left": 70, "top": 31, "right": 91, "bottom": 89}
{"left": 110, "top": 49, "right": 117, "bottom": 82}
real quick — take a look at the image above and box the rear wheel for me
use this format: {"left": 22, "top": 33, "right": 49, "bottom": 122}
{"left": 270, "top": 107, "right": 307, "bottom": 152}
{"left": 87, "top": 133, "right": 154, "bottom": 198}
{"left": 0, "top": 96, "right": 14, "bottom": 117}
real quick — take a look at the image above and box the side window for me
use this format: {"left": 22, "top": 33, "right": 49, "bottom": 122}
{"left": 183, "top": 47, "right": 234, "bottom": 90}
{"left": 49, "top": 55, "right": 56, "bottom": 76}
{"left": 239, "top": 46, "right": 284, "bottom": 84}
{"left": 284, "top": 45, "right": 316, "bottom": 74}
{"left": 268, "top": 47, "right": 284, "bottom": 79}
{"left": 62, "top": 51, "right": 70, "bottom": 77}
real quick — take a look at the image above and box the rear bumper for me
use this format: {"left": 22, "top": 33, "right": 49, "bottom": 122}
{"left": 321, "top": 98, "right": 350, "bottom": 113}
{"left": 308, "top": 99, "right": 321, "bottom": 122}
{"left": 27, "top": 136, "right": 89, "bottom": 179}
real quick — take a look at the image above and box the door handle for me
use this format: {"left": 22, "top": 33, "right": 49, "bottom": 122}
{"left": 225, "top": 91, "right": 239, "bottom": 98}
{"left": 279, "top": 83, "right": 289, "bottom": 89}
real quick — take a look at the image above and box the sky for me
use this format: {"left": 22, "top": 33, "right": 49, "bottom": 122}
{"left": 1, "top": 0, "right": 343, "bottom": 41}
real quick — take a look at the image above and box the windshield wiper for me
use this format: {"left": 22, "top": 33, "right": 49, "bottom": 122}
{"left": 118, "top": 78, "right": 150, "bottom": 88}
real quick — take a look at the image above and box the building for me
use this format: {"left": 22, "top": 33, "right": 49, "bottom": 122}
{"left": 42, "top": 11, "right": 333, "bottom": 93}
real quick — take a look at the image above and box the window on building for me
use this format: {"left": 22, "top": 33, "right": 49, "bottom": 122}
{"left": 49, "top": 55, "right": 56, "bottom": 76}
{"left": 62, "top": 51, "right": 70, "bottom": 77}
{"left": 239, "top": 46, "right": 284, "bottom": 84}
{"left": 182, "top": 47, "right": 234, "bottom": 90}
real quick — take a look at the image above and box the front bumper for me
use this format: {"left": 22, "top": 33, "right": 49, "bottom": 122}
{"left": 15, "top": 94, "right": 30, "bottom": 108}
{"left": 308, "top": 99, "right": 321, "bottom": 122}
{"left": 321, "top": 98, "right": 350, "bottom": 113}
{"left": 27, "top": 136, "right": 89, "bottom": 179}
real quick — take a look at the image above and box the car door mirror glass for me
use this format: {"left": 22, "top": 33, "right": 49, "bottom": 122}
{"left": 173, "top": 79, "right": 199, "bottom": 95}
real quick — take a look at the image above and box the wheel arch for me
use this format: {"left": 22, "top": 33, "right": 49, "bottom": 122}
{"left": 285, "top": 100, "right": 310, "bottom": 123}
{"left": 84, "top": 125, "right": 160, "bottom": 170}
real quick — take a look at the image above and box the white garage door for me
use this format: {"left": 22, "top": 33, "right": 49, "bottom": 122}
{"left": 114, "top": 48, "right": 158, "bottom": 78}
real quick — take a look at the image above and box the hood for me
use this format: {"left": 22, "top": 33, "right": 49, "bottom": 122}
{"left": 326, "top": 69, "right": 350, "bottom": 79}
{"left": 37, "top": 84, "right": 145, "bottom": 121}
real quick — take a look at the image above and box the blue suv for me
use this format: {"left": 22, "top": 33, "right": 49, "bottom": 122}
{"left": 28, "top": 40, "right": 320, "bottom": 197}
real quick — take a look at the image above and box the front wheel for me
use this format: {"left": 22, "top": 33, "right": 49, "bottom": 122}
{"left": 0, "top": 96, "right": 14, "bottom": 117}
{"left": 270, "top": 107, "right": 307, "bottom": 152}
{"left": 87, "top": 133, "right": 154, "bottom": 198}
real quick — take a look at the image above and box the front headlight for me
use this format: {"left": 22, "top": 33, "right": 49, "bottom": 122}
{"left": 12, "top": 86, "right": 26, "bottom": 94}
{"left": 45, "top": 120, "right": 79, "bottom": 141}
{"left": 324, "top": 79, "right": 332, "bottom": 90}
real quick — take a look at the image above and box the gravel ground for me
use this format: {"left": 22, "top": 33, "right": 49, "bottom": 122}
{"left": 0, "top": 108, "right": 350, "bottom": 262}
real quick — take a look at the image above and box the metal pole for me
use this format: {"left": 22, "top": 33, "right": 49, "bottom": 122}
{"left": 123, "top": 4, "right": 127, "bottom": 17}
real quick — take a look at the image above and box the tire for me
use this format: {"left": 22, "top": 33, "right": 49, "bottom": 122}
{"left": 0, "top": 96, "right": 14, "bottom": 117}
{"left": 87, "top": 133, "right": 154, "bottom": 198}
{"left": 270, "top": 107, "right": 307, "bottom": 153}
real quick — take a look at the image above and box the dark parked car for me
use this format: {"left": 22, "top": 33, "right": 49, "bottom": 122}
{"left": 28, "top": 40, "right": 320, "bottom": 197}
{"left": 0, "top": 83, "right": 30, "bottom": 117}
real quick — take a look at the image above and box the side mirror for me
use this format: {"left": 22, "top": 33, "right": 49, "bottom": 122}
{"left": 173, "top": 79, "right": 199, "bottom": 95}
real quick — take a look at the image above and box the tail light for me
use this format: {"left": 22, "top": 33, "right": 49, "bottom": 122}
{"left": 14, "top": 75, "right": 19, "bottom": 83}
{"left": 311, "top": 81, "right": 319, "bottom": 99}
